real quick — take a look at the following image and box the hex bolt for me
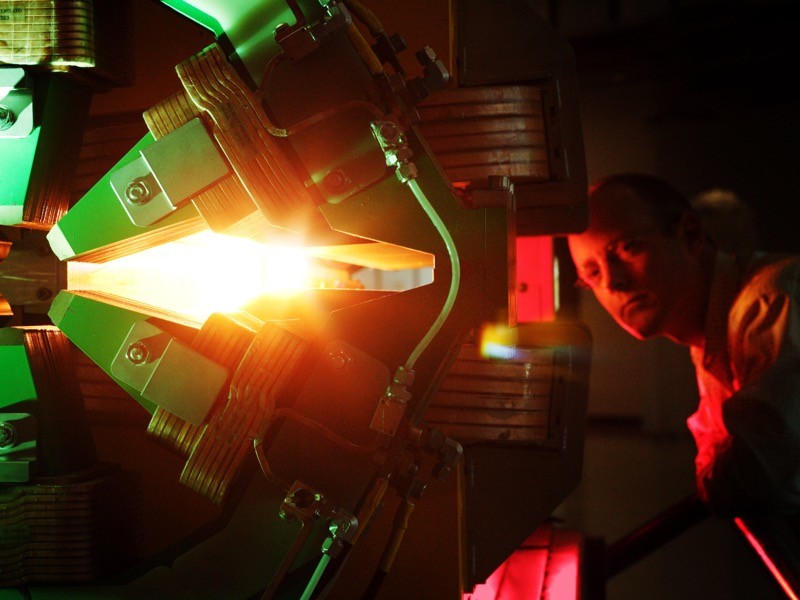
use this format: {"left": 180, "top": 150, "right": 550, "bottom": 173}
{"left": 0, "top": 422, "right": 17, "bottom": 449}
{"left": 0, "top": 105, "right": 16, "bottom": 131}
{"left": 126, "top": 341, "right": 150, "bottom": 365}
{"left": 125, "top": 177, "right": 152, "bottom": 205}
{"left": 327, "top": 349, "right": 351, "bottom": 370}
{"left": 290, "top": 488, "right": 320, "bottom": 508}
{"left": 379, "top": 122, "right": 400, "bottom": 143}
{"left": 322, "top": 169, "right": 349, "bottom": 194}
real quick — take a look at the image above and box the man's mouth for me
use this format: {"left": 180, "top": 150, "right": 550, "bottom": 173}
{"left": 622, "top": 294, "right": 649, "bottom": 314}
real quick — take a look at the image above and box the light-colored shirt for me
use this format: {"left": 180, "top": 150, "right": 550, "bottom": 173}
{"left": 688, "top": 251, "right": 800, "bottom": 515}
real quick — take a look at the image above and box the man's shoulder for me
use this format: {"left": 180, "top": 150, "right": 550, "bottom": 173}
{"left": 740, "top": 252, "right": 800, "bottom": 295}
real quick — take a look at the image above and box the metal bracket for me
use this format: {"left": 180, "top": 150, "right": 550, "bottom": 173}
{"left": 110, "top": 321, "right": 228, "bottom": 426}
{"left": 370, "top": 365, "right": 414, "bottom": 436}
{"left": 110, "top": 118, "right": 229, "bottom": 227}
{"left": 371, "top": 120, "right": 418, "bottom": 183}
{"left": 0, "top": 413, "right": 37, "bottom": 483}
{"left": 274, "top": 3, "right": 352, "bottom": 61}
{"left": 0, "top": 67, "right": 34, "bottom": 139}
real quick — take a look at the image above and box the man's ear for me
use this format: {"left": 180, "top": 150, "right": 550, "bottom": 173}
{"left": 678, "top": 210, "right": 707, "bottom": 254}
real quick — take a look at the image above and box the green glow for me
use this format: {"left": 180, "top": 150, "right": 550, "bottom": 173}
{"left": 404, "top": 179, "right": 461, "bottom": 369}
{"left": 159, "top": 0, "right": 224, "bottom": 36}
{"left": 47, "top": 134, "right": 202, "bottom": 261}
{"left": 0, "top": 329, "right": 36, "bottom": 408}
{"left": 49, "top": 292, "right": 157, "bottom": 413}
{"left": 0, "top": 127, "right": 38, "bottom": 226}
{"left": 300, "top": 553, "right": 331, "bottom": 600}
{"left": 159, "top": 0, "right": 324, "bottom": 86}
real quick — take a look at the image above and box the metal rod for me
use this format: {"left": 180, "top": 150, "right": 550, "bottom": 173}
{"left": 605, "top": 492, "right": 710, "bottom": 579}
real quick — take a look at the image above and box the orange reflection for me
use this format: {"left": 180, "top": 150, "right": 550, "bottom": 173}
{"left": 67, "top": 231, "right": 324, "bottom": 323}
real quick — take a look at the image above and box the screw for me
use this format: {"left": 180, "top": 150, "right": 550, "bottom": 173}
{"left": 125, "top": 177, "right": 152, "bottom": 205}
{"left": 35, "top": 287, "right": 52, "bottom": 301}
{"left": 322, "top": 169, "right": 349, "bottom": 194}
{"left": 0, "top": 105, "right": 15, "bottom": 131}
{"left": 327, "top": 349, "right": 351, "bottom": 370}
{"left": 290, "top": 488, "right": 320, "bottom": 508}
{"left": 0, "top": 422, "right": 16, "bottom": 448}
{"left": 378, "top": 122, "right": 400, "bottom": 143}
{"left": 126, "top": 342, "right": 150, "bottom": 365}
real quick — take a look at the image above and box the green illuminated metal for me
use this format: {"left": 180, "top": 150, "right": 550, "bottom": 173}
{"left": 0, "top": 130, "right": 37, "bottom": 225}
{"left": 0, "top": 67, "right": 37, "bottom": 225}
{"left": 46, "top": 134, "right": 204, "bottom": 261}
{"left": 48, "top": 291, "right": 161, "bottom": 413}
{"left": 159, "top": 0, "right": 325, "bottom": 86}
{"left": 158, "top": 0, "right": 225, "bottom": 36}
{"left": 0, "top": 328, "right": 36, "bottom": 408}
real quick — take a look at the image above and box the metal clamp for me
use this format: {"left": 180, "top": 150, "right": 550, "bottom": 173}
{"left": 0, "top": 67, "right": 34, "bottom": 138}
{"left": 110, "top": 118, "right": 229, "bottom": 227}
{"left": 371, "top": 120, "right": 418, "bottom": 183}
{"left": 274, "top": 2, "right": 352, "bottom": 61}
{"left": 0, "top": 413, "right": 37, "bottom": 483}
{"left": 370, "top": 365, "right": 414, "bottom": 436}
{"left": 110, "top": 320, "right": 228, "bottom": 425}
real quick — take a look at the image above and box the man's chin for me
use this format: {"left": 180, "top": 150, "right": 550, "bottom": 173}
{"left": 619, "top": 318, "right": 659, "bottom": 340}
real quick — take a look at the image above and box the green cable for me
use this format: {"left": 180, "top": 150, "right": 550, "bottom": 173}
{"left": 299, "top": 553, "right": 331, "bottom": 600}
{"left": 404, "top": 178, "right": 461, "bottom": 369}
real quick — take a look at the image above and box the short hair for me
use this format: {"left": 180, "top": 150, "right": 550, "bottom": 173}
{"left": 589, "top": 173, "right": 694, "bottom": 233}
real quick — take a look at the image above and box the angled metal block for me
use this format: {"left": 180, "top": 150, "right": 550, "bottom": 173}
{"left": 110, "top": 118, "right": 229, "bottom": 227}
{"left": 111, "top": 320, "right": 228, "bottom": 426}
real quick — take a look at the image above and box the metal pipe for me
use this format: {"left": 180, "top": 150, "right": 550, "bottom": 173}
{"left": 605, "top": 492, "right": 710, "bottom": 579}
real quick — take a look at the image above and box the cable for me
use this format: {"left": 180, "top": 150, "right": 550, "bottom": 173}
{"left": 404, "top": 178, "right": 461, "bottom": 369}
{"left": 300, "top": 553, "right": 332, "bottom": 600}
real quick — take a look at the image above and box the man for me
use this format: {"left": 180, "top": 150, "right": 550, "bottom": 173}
{"left": 567, "top": 173, "right": 800, "bottom": 516}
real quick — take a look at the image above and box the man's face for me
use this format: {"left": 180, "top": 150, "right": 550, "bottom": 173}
{"left": 568, "top": 187, "right": 704, "bottom": 343}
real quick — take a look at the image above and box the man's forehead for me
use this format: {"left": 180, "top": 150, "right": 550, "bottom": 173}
{"left": 568, "top": 188, "right": 656, "bottom": 255}
{"left": 588, "top": 186, "right": 655, "bottom": 232}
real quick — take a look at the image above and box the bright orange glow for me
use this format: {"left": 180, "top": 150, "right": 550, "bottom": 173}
{"left": 67, "top": 231, "right": 321, "bottom": 323}
{"left": 734, "top": 517, "right": 799, "bottom": 600}
{"left": 479, "top": 322, "right": 519, "bottom": 360}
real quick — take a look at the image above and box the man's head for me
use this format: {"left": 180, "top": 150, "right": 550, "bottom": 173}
{"left": 567, "top": 174, "right": 714, "bottom": 347}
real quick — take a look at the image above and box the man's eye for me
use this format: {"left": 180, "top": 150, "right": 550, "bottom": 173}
{"left": 618, "top": 238, "right": 643, "bottom": 258}
{"left": 576, "top": 268, "right": 600, "bottom": 288}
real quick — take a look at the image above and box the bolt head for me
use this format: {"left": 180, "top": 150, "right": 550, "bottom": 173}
{"left": 327, "top": 349, "right": 351, "bottom": 370}
{"left": 125, "top": 177, "right": 152, "bottom": 205}
{"left": 0, "top": 422, "right": 17, "bottom": 448}
{"left": 379, "top": 122, "right": 400, "bottom": 142}
{"left": 322, "top": 169, "right": 351, "bottom": 194}
{"left": 126, "top": 342, "right": 150, "bottom": 365}
{"left": 0, "top": 105, "right": 16, "bottom": 131}
{"left": 290, "top": 488, "right": 320, "bottom": 508}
